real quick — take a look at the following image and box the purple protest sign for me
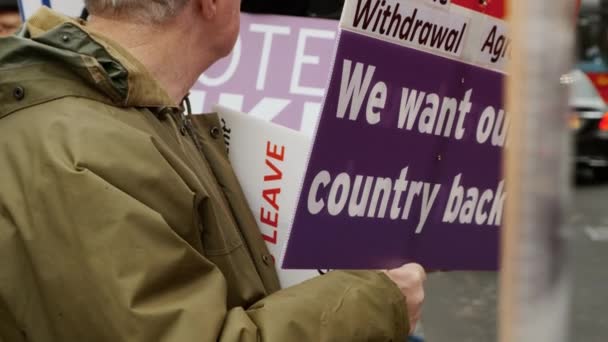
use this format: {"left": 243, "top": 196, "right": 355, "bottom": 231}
{"left": 283, "top": 0, "right": 509, "bottom": 271}
{"left": 191, "top": 14, "right": 339, "bottom": 134}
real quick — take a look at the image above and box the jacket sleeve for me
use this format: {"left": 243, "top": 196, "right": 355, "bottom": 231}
{"left": 224, "top": 271, "right": 409, "bottom": 341}
{"left": 11, "top": 110, "right": 408, "bottom": 342}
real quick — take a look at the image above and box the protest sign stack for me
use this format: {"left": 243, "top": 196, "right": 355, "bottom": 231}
{"left": 19, "top": 0, "right": 509, "bottom": 279}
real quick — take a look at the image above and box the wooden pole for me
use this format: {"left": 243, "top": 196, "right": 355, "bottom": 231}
{"left": 499, "top": 0, "right": 575, "bottom": 341}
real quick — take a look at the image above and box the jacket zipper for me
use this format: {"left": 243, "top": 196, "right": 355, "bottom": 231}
{"left": 178, "top": 97, "right": 204, "bottom": 153}
{"left": 175, "top": 106, "right": 260, "bottom": 269}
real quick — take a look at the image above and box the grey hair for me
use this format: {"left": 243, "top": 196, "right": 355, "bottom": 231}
{"left": 84, "top": 0, "right": 190, "bottom": 24}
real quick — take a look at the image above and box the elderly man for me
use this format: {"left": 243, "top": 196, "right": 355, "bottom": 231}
{"left": 0, "top": 0, "right": 19, "bottom": 36}
{"left": 0, "top": 1, "right": 426, "bottom": 341}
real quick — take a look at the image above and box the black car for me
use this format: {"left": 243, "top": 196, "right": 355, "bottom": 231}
{"left": 568, "top": 70, "right": 608, "bottom": 180}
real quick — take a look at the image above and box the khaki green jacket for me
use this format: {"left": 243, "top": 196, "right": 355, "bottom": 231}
{"left": 0, "top": 8, "right": 408, "bottom": 342}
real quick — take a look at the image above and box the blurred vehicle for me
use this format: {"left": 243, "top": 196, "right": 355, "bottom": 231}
{"left": 577, "top": 0, "right": 608, "bottom": 104}
{"left": 567, "top": 70, "right": 608, "bottom": 179}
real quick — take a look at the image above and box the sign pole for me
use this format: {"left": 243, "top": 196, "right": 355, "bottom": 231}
{"left": 499, "top": 0, "right": 575, "bottom": 341}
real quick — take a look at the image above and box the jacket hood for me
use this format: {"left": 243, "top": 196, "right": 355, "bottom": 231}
{"left": 0, "top": 7, "right": 176, "bottom": 118}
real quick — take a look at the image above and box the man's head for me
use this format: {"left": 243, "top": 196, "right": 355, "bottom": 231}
{"left": 0, "top": 0, "right": 20, "bottom": 37}
{"left": 84, "top": 0, "right": 240, "bottom": 57}
{"left": 84, "top": 0, "right": 190, "bottom": 24}
{"left": 84, "top": 0, "right": 241, "bottom": 102}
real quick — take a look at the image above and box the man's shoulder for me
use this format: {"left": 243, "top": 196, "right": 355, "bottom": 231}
{"left": 0, "top": 97, "right": 158, "bottom": 170}
{"left": 0, "top": 97, "right": 147, "bottom": 139}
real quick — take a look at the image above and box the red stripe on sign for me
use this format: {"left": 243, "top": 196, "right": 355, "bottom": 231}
{"left": 452, "top": 0, "right": 506, "bottom": 19}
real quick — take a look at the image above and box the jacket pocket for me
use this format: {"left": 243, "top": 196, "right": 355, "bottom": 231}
{"left": 193, "top": 192, "right": 268, "bottom": 307}
{"left": 193, "top": 192, "right": 244, "bottom": 256}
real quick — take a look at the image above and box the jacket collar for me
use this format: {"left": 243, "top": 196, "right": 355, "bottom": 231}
{"left": 25, "top": 7, "right": 178, "bottom": 109}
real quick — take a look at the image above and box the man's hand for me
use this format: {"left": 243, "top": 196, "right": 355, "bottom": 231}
{"left": 384, "top": 263, "right": 427, "bottom": 334}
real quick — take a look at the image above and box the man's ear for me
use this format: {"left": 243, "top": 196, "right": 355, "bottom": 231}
{"left": 200, "top": 0, "right": 218, "bottom": 20}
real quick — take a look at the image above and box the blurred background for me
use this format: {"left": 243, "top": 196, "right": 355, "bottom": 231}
{"left": 241, "top": 0, "right": 345, "bottom": 19}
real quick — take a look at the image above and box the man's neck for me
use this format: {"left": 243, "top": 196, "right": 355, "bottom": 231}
{"left": 87, "top": 15, "right": 215, "bottom": 105}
